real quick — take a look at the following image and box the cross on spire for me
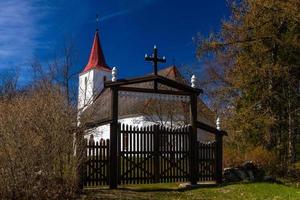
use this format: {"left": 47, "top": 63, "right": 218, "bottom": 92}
{"left": 145, "top": 45, "right": 166, "bottom": 76}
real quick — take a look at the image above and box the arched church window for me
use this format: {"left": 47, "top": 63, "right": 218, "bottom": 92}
{"left": 84, "top": 77, "right": 88, "bottom": 104}
{"left": 103, "top": 75, "right": 107, "bottom": 82}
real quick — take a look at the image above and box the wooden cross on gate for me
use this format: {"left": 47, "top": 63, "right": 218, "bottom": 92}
{"left": 145, "top": 45, "right": 166, "bottom": 90}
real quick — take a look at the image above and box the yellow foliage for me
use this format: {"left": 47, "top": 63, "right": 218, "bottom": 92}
{"left": 245, "top": 146, "right": 277, "bottom": 168}
{"left": 224, "top": 145, "right": 277, "bottom": 171}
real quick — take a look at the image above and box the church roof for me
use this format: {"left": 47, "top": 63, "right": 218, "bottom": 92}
{"left": 80, "top": 66, "right": 216, "bottom": 127}
{"left": 156, "top": 65, "right": 187, "bottom": 84}
{"left": 82, "top": 30, "right": 111, "bottom": 73}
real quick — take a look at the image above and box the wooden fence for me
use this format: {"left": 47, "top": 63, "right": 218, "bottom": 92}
{"left": 198, "top": 142, "right": 215, "bottom": 181}
{"left": 118, "top": 124, "right": 190, "bottom": 184}
{"left": 84, "top": 139, "right": 109, "bottom": 186}
{"left": 82, "top": 124, "right": 221, "bottom": 187}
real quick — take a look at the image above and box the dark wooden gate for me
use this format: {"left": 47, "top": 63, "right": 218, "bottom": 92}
{"left": 198, "top": 142, "right": 216, "bottom": 181}
{"left": 82, "top": 124, "right": 220, "bottom": 187}
{"left": 118, "top": 124, "right": 190, "bottom": 184}
{"left": 83, "top": 139, "right": 110, "bottom": 186}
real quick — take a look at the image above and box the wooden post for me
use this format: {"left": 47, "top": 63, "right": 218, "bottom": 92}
{"left": 78, "top": 138, "right": 87, "bottom": 190}
{"left": 110, "top": 86, "right": 118, "bottom": 189}
{"left": 189, "top": 94, "right": 198, "bottom": 185}
{"left": 154, "top": 125, "right": 160, "bottom": 182}
{"left": 117, "top": 123, "right": 121, "bottom": 184}
{"left": 215, "top": 133, "right": 223, "bottom": 184}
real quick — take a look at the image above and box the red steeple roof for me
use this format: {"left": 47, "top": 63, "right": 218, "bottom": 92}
{"left": 82, "top": 30, "right": 111, "bottom": 73}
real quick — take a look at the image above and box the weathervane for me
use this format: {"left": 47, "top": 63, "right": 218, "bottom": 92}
{"left": 145, "top": 45, "right": 166, "bottom": 90}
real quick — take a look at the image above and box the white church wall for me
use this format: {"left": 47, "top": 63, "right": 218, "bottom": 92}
{"left": 140, "top": 115, "right": 215, "bottom": 142}
{"left": 84, "top": 115, "right": 215, "bottom": 151}
{"left": 78, "top": 68, "right": 112, "bottom": 115}
{"left": 84, "top": 116, "right": 215, "bottom": 159}
{"left": 78, "top": 69, "right": 94, "bottom": 112}
{"left": 84, "top": 116, "right": 147, "bottom": 142}
{"left": 93, "top": 68, "right": 111, "bottom": 96}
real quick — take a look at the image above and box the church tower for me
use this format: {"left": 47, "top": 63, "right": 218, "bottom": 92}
{"left": 78, "top": 30, "right": 111, "bottom": 111}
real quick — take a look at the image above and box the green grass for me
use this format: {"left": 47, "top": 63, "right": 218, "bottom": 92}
{"left": 80, "top": 182, "right": 300, "bottom": 200}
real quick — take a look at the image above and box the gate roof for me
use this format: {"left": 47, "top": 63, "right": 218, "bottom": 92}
{"left": 80, "top": 66, "right": 215, "bottom": 129}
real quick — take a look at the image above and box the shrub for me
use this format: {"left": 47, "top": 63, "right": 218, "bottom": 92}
{"left": 245, "top": 146, "right": 277, "bottom": 169}
{"left": 224, "top": 145, "right": 277, "bottom": 174}
{"left": 0, "top": 86, "right": 80, "bottom": 199}
{"left": 223, "top": 147, "right": 245, "bottom": 168}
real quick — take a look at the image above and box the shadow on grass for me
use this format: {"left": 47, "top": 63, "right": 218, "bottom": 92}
{"left": 84, "top": 182, "right": 220, "bottom": 193}
{"left": 83, "top": 180, "right": 285, "bottom": 194}
{"left": 134, "top": 181, "right": 286, "bottom": 191}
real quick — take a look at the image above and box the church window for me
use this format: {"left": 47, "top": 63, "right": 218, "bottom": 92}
{"left": 84, "top": 77, "right": 88, "bottom": 104}
{"left": 103, "top": 75, "right": 107, "bottom": 82}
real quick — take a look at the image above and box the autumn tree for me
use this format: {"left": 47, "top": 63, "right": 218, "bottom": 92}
{"left": 0, "top": 69, "right": 19, "bottom": 99}
{"left": 31, "top": 38, "right": 79, "bottom": 106}
{"left": 196, "top": 0, "right": 300, "bottom": 172}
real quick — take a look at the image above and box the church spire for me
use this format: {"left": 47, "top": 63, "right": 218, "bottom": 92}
{"left": 82, "top": 30, "right": 111, "bottom": 73}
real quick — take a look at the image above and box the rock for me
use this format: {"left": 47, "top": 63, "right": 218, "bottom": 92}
{"left": 223, "top": 161, "right": 270, "bottom": 183}
{"left": 236, "top": 169, "right": 248, "bottom": 181}
{"left": 178, "top": 183, "right": 189, "bottom": 189}
{"left": 178, "top": 183, "right": 201, "bottom": 190}
{"left": 255, "top": 170, "right": 266, "bottom": 181}
{"left": 224, "top": 168, "right": 241, "bottom": 182}
{"left": 242, "top": 161, "right": 256, "bottom": 171}
{"left": 263, "top": 176, "right": 278, "bottom": 183}
{"left": 247, "top": 170, "right": 255, "bottom": 181}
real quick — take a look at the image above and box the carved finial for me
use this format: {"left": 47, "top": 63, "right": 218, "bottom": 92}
{"left": 216, "top": 117, "right": 221, "bottom": 130}
{"left": 112, "top": 67, "right": 117, "bottom": 82}
{"left": 191, "top": 74, "right": 197, "bottom": 88}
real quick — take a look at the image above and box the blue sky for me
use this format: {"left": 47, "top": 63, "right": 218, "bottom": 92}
{"left": 0, "top": 0, "right": 229, "bottom": 83}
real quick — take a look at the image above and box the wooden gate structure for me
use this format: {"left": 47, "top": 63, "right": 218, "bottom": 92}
{"left": 82, "top": 124, "right": 221, "bottom": 187}
{"left": 80, "top": 46, "right": 227, "bottom": 188}
{"left": 83, "top": 139, "right": 110, "bottom": 187}
{"left": 118, "top": 124, "right": 190, "bottom": 184}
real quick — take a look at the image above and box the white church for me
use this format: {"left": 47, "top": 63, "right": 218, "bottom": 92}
{"left": 77, "top": 30, "right": 217, "bottom": 142}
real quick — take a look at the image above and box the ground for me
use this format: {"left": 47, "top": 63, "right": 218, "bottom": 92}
{"left": 79, "top": 182, "right": 300, "bottom": 200}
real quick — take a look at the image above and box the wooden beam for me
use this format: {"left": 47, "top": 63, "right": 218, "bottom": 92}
{"left": 105, "top": 74, "right": 202, "bottom": 95}
{"left": 196, "top": 121, "right": 228, "bottom": 136}
{"left": 157, "top": 75, "right": 203, "bottom": 94}
{"left": 119, "top": 86, "right": 192, "bottom": 96}
{"left": 104, "top": 75, "right": 158, "bottom": 87}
